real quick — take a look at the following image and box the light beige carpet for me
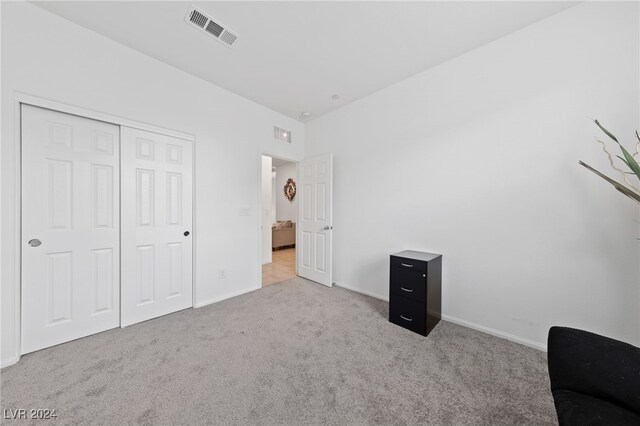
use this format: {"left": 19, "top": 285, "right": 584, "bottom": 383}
{"left": 0, "top": 277, "right": 556, "bottom": 425}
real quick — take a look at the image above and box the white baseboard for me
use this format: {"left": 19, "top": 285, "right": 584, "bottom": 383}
{"left": 441, "top": 314, "right": 546, "bottom": 352}
{"left": 1, "top": 355, "right": 19, "bottom": 369}
{"left": 193, "top": 285, "right": 261, "bottom": 308}
{"left": 335, "top": 282, "right": 389, "bottom": 301}
{"left": 334, "top": 282, "right": 547, "bottom": 352}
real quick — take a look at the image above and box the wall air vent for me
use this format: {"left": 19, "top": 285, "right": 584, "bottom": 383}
{"left": 273, "top": 126, "right": 292, "bottom": 144}
{"left": 185, "top": 5, "right": 238, "bottom": 48}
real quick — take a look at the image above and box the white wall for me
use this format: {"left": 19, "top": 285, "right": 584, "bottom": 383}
{"left": 261, "top": 156, "right": 273, "bottom": 264}
{"left": 305, "top": 2, "right": 640, "bottom": 349}
{"left": 1, "top": 2, "right": 304, "bottom": 366}
{"left": 275, "top": 162, "right": 298, "bottom": 222}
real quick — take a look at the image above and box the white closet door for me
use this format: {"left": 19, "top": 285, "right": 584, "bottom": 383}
{"left": 298, "top": 153, "right": 333, "bottom": 287}
{"left": 121, "top": 127, "right": 193, "bottom": 327}
{"left": 21, "top": 105, "right": 120, "bottom": 354}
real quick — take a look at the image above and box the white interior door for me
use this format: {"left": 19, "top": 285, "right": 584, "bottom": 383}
{"left": 21, "top": 105, "right": 120, "bottom": 354}
{"left": 121, "top": 127, "right": 193, "bottom": 327}
{"left": 298, "top": 153, "right": 333, "bottom": 286}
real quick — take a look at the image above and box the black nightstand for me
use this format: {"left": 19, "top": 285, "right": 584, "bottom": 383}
{"left": 389, "top": 250, "right": 442, "bottom": 336}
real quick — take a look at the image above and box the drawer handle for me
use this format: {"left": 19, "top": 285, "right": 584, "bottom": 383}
{"left": 400, "top": 315, "right": 413, "bottom": 322}
{"left": 400, "top": 287, "right": 413, "bottom": 293}
{"left": 400, "top": 263, "right": 414, "bottom": 268}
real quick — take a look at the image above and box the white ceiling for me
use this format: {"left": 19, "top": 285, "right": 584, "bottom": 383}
{"left": 33, "top": 1, "right": 577, "bottom": 121}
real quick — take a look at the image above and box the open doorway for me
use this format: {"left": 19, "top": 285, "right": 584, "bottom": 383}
{"left": 261, "top": 155, "right": 298, "bottom": 287}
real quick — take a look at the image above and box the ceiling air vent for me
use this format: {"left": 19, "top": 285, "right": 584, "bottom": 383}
{"left": 205, "top": 20, "right": 224, "bottom": 38}
{"left": 189, "top": 9, "right": 208, "bottom": 28}
{"left": 274, "top": 126, "right": 292, "bottom": 144}
{"left": 220, "top": 30, "right": 238, "bottom": 46}
{"left": 185, "top": 5, "right": 238, "bottom": 48}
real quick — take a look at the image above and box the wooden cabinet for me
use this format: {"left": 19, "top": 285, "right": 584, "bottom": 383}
{"left": 389, "top": 251, "right": 442, "bottom": 336}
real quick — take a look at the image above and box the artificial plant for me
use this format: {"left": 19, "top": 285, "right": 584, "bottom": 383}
{"left": 579, "top": 120, "right": 640, "bottom": 205}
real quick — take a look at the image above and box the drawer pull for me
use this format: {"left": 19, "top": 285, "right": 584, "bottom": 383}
{"left": 400, "top": 287, "right": 413, "bottom": 293}
{"left": 400, "top": 263, "right": 414, "bottom": 268}
{"left": 400, "top": 315, "right": 413, "bottom": 322}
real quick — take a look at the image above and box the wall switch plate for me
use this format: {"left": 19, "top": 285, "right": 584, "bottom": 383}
{"left": 239, "top": 207, "right": 252, "bottom": 216}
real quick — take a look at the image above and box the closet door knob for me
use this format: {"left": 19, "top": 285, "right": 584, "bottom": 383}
{"left": 184, "top": 231, "right": 190, "bottom": 237}
{"left": 28, "top": 239, "right": 42, "bottom": 247}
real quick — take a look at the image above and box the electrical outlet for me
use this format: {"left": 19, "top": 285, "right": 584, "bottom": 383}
{"left": 239, "top": 207, "right": 252, "bottom": 216}
{"left": 219, "top": 270, "right": 226, "bottom": 279}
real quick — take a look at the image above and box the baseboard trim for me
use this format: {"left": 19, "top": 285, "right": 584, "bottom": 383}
{"left": 193, "top": 286, "right": 261, "bottom": 308}
{"left": 334, "top": 282, "right": 547, "bottom": 352}
{"left": 441, "top": 314, "right": 547, "bottom": 352}
{"left": 1, "top": 355, "right": 19, "bottom": 369}
{"left": 334, "top": 282, "right": 389, "bottom": 301}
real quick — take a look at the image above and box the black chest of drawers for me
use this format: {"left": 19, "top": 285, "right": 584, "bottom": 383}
{"left": 389, "top": 250, "right": 442, "bottom": 336}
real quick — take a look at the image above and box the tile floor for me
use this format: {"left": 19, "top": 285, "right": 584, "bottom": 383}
{"left": 262, "top": 248, "right": 296, "bottom": 286}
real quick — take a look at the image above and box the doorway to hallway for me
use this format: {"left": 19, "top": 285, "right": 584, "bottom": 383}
{"left": 261, "top": 155, "right": 298, "bottom": 287}
{"left": 262, "top": 248, "right": 296, "bottom": 286}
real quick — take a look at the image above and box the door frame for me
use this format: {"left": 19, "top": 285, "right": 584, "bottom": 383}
{"left": 11, "top": 92, "right": 196, "bottom": 363}
{"left": 257, "top": 152, "right": 299, "bottom": 287}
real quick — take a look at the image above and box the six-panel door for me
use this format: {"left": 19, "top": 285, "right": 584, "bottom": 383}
{"left": 298, "top": 154, "right": 333, "bottom": 287}
{"left": 21, "top": 105, "right": 121, "bottom": 354}
{"left": 120, "top": 127, "right": 193, "bottom": 327}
